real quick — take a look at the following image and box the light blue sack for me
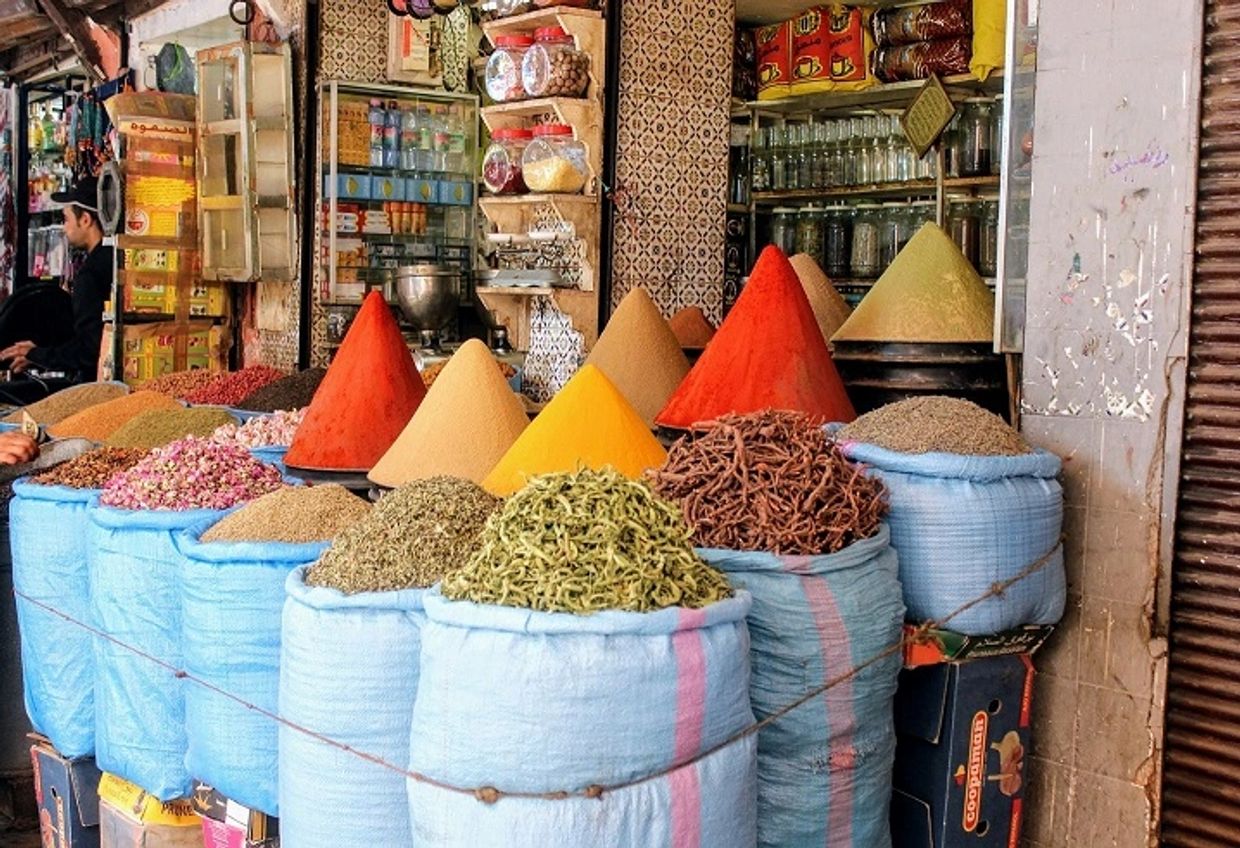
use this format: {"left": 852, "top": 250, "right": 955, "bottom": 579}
{"left": 840, "top": 442, "right": 1066, "bottom": 635}
{"left": 698, "top": 527, "right": 905, "bottom": 848}
{"left": 176, "top": 519, "right": 326, "bottom": 816}
{"left": 248, "top": 446, "right": 288, "bottom": 475}
{"left": 89, "top": 502, "right": 225, "bottom": 800}
{"left": 279, "top": 567, "right": 424, "bottom": 848}
{"left": 10, "top": 480, "right": 97, "bottom": 757}
{"left": 408, "top": 589, "right": 758, "bottom": 848}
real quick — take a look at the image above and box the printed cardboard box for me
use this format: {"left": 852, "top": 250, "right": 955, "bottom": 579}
{"left": 97, "top": 773, "right": 199, "bottom": 848}
{"left": 31, "top": 741, "right": 103, "bottom": 848}
{"left": 98, "top": 321, "right": 228, "bottom": 386}
{"left": 192, "top": 782, "right": 278, "bottom": 848}
{"left": 903, "top": 625, "right": 1055, "bottom": 669}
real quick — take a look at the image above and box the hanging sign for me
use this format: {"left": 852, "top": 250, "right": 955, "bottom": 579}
{"left": 901, "top": 75, "right": 958, "bottom": 159}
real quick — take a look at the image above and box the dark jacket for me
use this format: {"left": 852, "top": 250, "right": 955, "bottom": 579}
{"left": 27, "top": 243, "right": 113, "bottom": 380}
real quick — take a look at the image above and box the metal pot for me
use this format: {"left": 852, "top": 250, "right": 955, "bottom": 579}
{"left": 395, "top": 265, "right": 460, "bottom": 332}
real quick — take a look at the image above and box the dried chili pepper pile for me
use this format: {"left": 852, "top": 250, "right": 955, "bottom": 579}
{"left": 649, "top": 409, "right": 887, "bottom": 556}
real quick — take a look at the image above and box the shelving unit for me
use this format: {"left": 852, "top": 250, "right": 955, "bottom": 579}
{"left": 475, "top": 7, "right": 607, "bottom": 353}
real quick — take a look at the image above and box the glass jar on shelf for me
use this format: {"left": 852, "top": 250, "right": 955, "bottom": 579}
{"left": 990, "top": 95, "right": 1005, "bottom": 176}
{"left": 909, "top": 199, "right": 936, "bottom": 232}
{"left": 823, "top": 204, "right": 851, "bottom": 278}
{"left": 482, "top": 128, "right": 532, "bottom": 194}
{"left": 795, "top": 206, "right": 825, "bottom": 265}
{"left": 878, "top": 202, "right": 913, "bottom": 272}
{"left": 771, "top": 207, "right": 798, "bottom": 255}
{"left": 941, "top": 113, "right": 962, "bottom": 178}
{"left": 521, "top": 124, "right": 589, "bottom": 193}
{"left": 869, "top": 116, "right": 889, "bottom": 185}
{"left": 751, "top": 127, "right": 771, "bottom": 193}
{"left": 485, "top": 35, "right": 534, "bottom": 103}
{"left": 795, "top": 124, "right": 813, "bottom": 191}
{"left": 946, "top": 196, "right": 981, "bottom": 267}
{"left": 522, "top": 27, "right": 590, "bottom": 98}
{"left": 826, "top": 120, "right": 846, "bottom": 188}
{"left": 959, "top": 97, "right": 996, "bottom": 177}
{"left": 850, "top": 203, "right": 882, "bottom": 278}
{"left": 978, "top": 195, "right": 1001, "bottom": 277}
{"left": 770, "top": 125, "right": 789, "bottom": 191}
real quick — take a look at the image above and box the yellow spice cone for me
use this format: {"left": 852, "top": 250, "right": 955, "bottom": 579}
{"left": 369, "top": 339, "right": 529, "bottom": 487}
{"left": 789, "top": 253, "right": 852, "bottom": 344}
{"left": 483, "top": 364, "right": 667, "bottom": 496}
{"left": 831, "top": 222, "right": 995, "bottom": 343}
{"left": 584, "top": 287, "right": 690, "bottom": 427}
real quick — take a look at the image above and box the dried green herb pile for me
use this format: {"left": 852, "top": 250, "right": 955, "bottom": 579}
{"left": 306, "top": 476, "right": 500, "bottom": 594}
{"left": 105, "top": 407, "right": 238, "bottom": 451}
{"left": 31, "top": 448, "right": 147, "bottom": 489}
{"left": 202, "top": 485, "right": 371, "bottom": 544}
{"left": 837, "top": 396, "right": 1031, "bottom": 456}
{"left": 442, "top": 468, "right": 732, "bottom": 614}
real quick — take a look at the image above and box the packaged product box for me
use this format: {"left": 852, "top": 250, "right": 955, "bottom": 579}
{"left": 408, "top": 175, "right": 439, "bottom": 205}
{"left": 31, "top": 741, "right": 103, "bottom": 848}
{"left": 733, "top": 27, "right": 758, "bottom": 100}
{"left": 192, "top": 782, "right": 279, "bottom": 848}
{"left": 904, "top": 624, "right": 1055, "bottom": 668}
{"left": 123, "top": 277, "right": 229, "bottom": 318}
{"left": 755, "top": 22, "right": 792, "bottom": 101}
{"left": 826, "top": 4, "right": 877, "bottom": 91}
{"left": 790, "top": 7, "right": 833, "bottom": 96}
{"left": 323, "top": 173, "right": 372, "bottom": 201}
{"left": 372, "top": 175, "right": 405, "bottom": 202}
{"left": 891, "top": 654, "right": 1035, "bottom": 848}
{"left": 124, "top": 174, "right": 197, "bottom": 241}
{"left": 97, "top": 773, "right": 200, "bottom": 848}
{"left": 438, "top": 177, "right": 474, "bottom": 206}
{"left": 98, "top": 321, "right": 229, "bottom": 385}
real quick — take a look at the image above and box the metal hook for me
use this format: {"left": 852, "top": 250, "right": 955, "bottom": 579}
{"left": 230, "top": 0, "right": 256, "bottom": 26}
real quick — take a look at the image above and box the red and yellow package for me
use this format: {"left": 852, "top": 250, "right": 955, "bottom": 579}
{"left": 790, "top": 7, "right": 833, "bottom": 96}
{"left": 827, "top": 5, "right": 877, "bottom": 91}
{"left": 756, "top": 22, "right": 792, "bottom": 101}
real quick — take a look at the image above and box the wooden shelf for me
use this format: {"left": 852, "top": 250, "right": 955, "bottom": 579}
{"left": 745, "top": 71, "right": 1005, "bottom": 117}
{"left": 483, "top": 100, "right": 605, "bottom": 193}
{"left": 476, "top": 285, "right": 561, "bottom": 297}
{"left": 477, "top": 285, "right": 598, "bottom": 351}
{"left": 480, "top": 193, "right": 597, "bottom": 207}
{"left": 753, "top": 176, "right": 999, "bottom": 205}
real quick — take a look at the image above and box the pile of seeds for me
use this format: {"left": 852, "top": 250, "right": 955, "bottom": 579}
{"left": 105, "top": 407, "right": 237, "bottom": 451}
{"left": 3, "top": 383, "right": 128, "bottom": 426}
{"left": 100, "top": 436, "right": 285, "bottom": 511}
{"left": 307, "top": 476, "right": 500, "bottom": 594}
{"left": 443, "top": 468, "right": 732, "bottom": 614}
{"left": 236, "top": 368, "right": 326, "bottom": 413}
{"left": 48, "top": 391, "right": 181, "bottom": 442}
{"left": 212, "top": 408, "right": 305, "bottom": 449}
{"left": 202, "top": 485, "right": 371, "bottom": 543}
{"left": 650, "top": 410, "right": 887, "bottom": 556}
{"left": 185, "top": 366, "right": 287, "bottom": 407}
{"left": 143, "top": 370, "right": 220, "bottom": 400}
{"left": 31, "top": 448, "right": 147, "bottom": 489}
{"left": 837, "top": 396, "right": 1031, "bottom": 456}
{"left": 421, "top": 357, "right": 516, "bottom": 390}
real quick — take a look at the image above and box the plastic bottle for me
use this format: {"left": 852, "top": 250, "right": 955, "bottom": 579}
{"left": 384, "top": 100, "right": 401, "bottom": 169}
{"left": 368, "top": 99, "right": 386, "bottom": 168}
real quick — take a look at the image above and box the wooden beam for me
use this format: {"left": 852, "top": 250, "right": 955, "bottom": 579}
{"left": 32, "top": 0, "right": 104, "bottom": 81}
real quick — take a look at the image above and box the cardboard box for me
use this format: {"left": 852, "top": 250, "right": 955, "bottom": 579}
{"left": 192, "top": 783, "right": 278, "bottom": 848}
{"left": 31, "top": 742, "right": 103, "bottom": 848}
{"left": 98, "top": 321, "right": 229, "bottom": 385}
{"left": 372, "top": 175, "right": 405, "bottom": 202}
{"left": 97, "top": 773, "right": 199, "bottom": 848}
{"left": 903, "top": 625, "right": 1055, "bottom": 669}
{"left": 438, "top": 178, "right": 473, "bottom": 206}
{"left": 891, "top": 654, "right": 1035, "bottom": 848}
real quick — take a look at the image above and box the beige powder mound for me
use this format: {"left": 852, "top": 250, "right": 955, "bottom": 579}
{"left": 369, "top": 339, "right": 529, "bottom": 487}
{"left": 789, "top": 253, "right": 852, "bottom": 345}
{"left": 669, "top": 306, "right": 717, "bottom": 349}
{"left": 585, "top": 287, "right": 690, "bottom": 427}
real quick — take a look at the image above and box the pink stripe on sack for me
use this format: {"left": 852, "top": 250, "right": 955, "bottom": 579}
{"left": 784, "top": 558, "right": 856, "bottom": 847}
{"left": 670, "top": 607, "right": 708, "bottom": 848}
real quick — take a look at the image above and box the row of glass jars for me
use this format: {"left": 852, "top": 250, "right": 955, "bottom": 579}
{"left": 482, "top": 124, "right": 589, "bottom": 195}
{"left": 769, "top": 196, "right": 1000, "bottom": 280}
{"left": 485, "top": 27, "right": 590, "bottom": 103}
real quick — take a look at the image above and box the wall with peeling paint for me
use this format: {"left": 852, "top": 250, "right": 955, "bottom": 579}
{"left": 1019, "top": 1, "right": 1202, "bottom": 845}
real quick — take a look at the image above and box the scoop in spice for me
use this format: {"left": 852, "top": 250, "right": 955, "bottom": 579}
{"left": 306, "top": 476, "right": 500, "bottom": 594}
{"left": 584, "top": 287, "right": 689, "bottom": 427}
{"left": 3, "top": 382, "right": 128, "bottom": 426}
{"left": 286, "top": 292, "right": 426, "bottom": 472}
{"left": 369, "top": 339, "right": 528, "bottom": 488}
{"left": 789, "top": 253, "right": 852, "bottom": 344}
{"left": 482, "top": 364, "right": 667, "bottom": 497}
{"left": 656, "top": 246, "right": 856, "bottom": 430}
{"left": 47, "top": 391, "right": 182, "bottom": 442}
{"left": 201, "top": 485, "right": 371, "bottom": 544}
{"left": 105, "top": 406, "right": 238, "bottom": 451}
{"left": 837, "top": 396, "right": 1031, "bottom": 456}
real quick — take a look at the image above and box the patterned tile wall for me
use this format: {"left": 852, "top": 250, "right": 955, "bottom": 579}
{"left": 608, "top": 0, "right": 733, "bottom": 324}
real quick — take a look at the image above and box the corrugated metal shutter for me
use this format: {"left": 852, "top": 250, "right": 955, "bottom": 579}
{"left": 1162, "top": 1, "right": 1240, "bottom": 844}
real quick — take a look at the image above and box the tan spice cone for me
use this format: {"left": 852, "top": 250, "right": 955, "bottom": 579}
{"left": 789, "top": 253, "right": 852, "bottom": 345}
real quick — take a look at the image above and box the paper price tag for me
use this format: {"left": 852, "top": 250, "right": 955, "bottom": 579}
{"left": 21, "top": 411, "right": 40, "bottom": 441}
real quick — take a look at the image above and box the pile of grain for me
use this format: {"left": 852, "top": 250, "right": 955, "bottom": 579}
{"left": 306, "top": 476, "right": 499, "bottom": 594}
{"left": 836, "top": 396, "right": 1031, "bottom": 456}
{"left": 3, "top": 383, "right": 128, "bottom": 426}
{"left": 202, "top": 485, "right": 371, "bottom": 543}
{"left": 47, "top": 391, "right": 181, "bottom": 442}
{"left": 31, "top": 448, "right": 147, "bottom": 489}
{"left": 143, "top": 370, "right": 220, "bottom": 400}
{"left": 237, "top": 368, "right": 327, "bottom": 413}
{"left": 105, "top": 407, "right": 237, "bottom": 450}
{"left": 443, "top": 468, "right": 732, "bottom": 614}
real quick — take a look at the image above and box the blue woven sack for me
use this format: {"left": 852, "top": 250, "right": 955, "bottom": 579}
{"left": 840, "top": 443, "right": 1066, "bottom": 635}
{"left": 279, "top": 567, "right": 425, "bottom": 848}
{"left": 10, "top": 480, "right": 97, "bottom": 756}
{"left": 248, "top": 446, "right": 288, "bottom": 475}
{"left": 698, "top": 526, "right": 905, "bottom": 848}
{"left": 175, "top": 518, "right": 326, "bottom": 816}
{"left": 89, "top": 502, "right": 225, "bottom": 800}
{"left": 408, "top": 589, "right": 757, "bottom": 848}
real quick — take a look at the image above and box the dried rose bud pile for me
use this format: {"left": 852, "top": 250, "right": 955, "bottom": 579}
{"left": 184, "top": 366, "right": 287, "bottom": 407}
{"left": 99, "top": 436, "right": 285, "bottom": 511}
{"left": 143, "top": 369, "right": 220, "bottom": 400}
{"left": 212, "top": 408, "right": 305, "bottom": 449}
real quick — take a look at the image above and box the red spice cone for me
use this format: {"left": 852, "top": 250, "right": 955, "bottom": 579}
{"left": 285, "top": 291, "right": 426, "bottom": 471}
{"left": 655, "top": 245, "right": 856, "bottom": 429}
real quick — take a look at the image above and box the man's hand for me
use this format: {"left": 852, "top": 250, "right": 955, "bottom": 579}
{"left": 0, "top": 432, "right": 38, "bottom": 465}
{"left": 0, "top": 341, "right": 35, "bottom": 373}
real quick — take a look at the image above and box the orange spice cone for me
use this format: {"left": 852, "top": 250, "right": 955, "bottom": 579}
{"left": 669, "top": 306, "right": 717, "bottom": 349}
